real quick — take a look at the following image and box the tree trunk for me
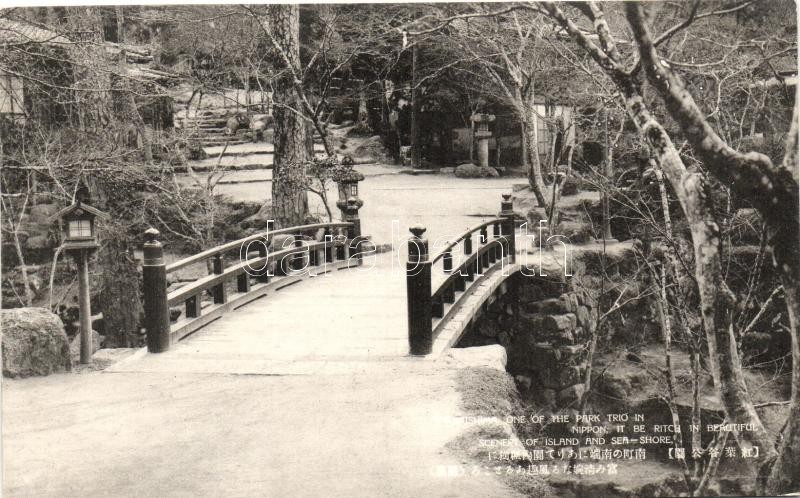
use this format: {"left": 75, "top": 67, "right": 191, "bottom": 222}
{"left": 763, "top": 87, "right": 800, "bottom": 495}
{"left": 69, "top": 7, "right": 111, "bottom": 131}
{"left": 523, "top": 86, "right": 547, "bottom": 207}
{"left": 410, "top": 43, "right": 421, "bottom": 168}
{"left": 543, "top": 2, "right": 778, "bottom": 478}
{"left": 268, "top": 4, "right": 309, "bottom": 228}
{"left": 114, "top": 6, "right": 124, "bottom": 43}
{"left": 601, "top": 110, "right": 613, "bottom": 240}
{"left": 354, "top": 86, "right": 372, "bottom": 134}
{"left": 623, "top": 7, "right": 800, "bottom": 491}
{"left": 98, "top": 231, "right": 143, "bottom": 347}
{"left": 625, "top": 86, "right": 776, "bottom": 467}
{"left": 113, "top": 7, "right": 153, "bottom": 163}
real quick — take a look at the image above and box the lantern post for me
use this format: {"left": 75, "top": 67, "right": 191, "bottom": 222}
{"left": 51, "top": 196, "right": 109, "bottom": 364}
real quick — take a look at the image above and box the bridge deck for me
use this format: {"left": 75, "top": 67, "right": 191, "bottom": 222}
{"left": 111, "top": 253, "right": 412, "bottom": 375}
{"left": 109, "top": 238, "right": 574, "bottom": 375}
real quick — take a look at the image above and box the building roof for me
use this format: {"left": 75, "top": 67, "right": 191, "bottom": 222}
{"left": 0, "top": 18, "right": 71, "bottom": 46}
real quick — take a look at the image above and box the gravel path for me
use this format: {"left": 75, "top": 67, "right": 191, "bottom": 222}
{"left": 3, "top": 358, "right": 522, "bottom": 497}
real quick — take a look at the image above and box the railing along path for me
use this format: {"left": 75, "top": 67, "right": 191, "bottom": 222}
{"left": 406, "top": 194, "right": 516, "bottom": 355}
{"left": 142, "top": 198, "right": 365, "bottom": 352}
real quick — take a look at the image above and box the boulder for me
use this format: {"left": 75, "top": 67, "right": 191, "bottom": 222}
{"left": 2, "top": 307, "right": 71, "bottom": 377}
{"left": 69, "top": 330, "right": 105, "bottom": 361}
{"left": 454, "top": 163, "right": 481, "bottom": 178}
{"left": 454, "top": 163, "right": 499, "bottom": 178}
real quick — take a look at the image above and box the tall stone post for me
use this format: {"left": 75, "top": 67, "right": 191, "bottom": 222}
{"left": 500, "top": 194, "right": 515, "bottom": 263}
{"left": 342, "top": 197, "right": 363, "bottom": 262}
{"left": 407, "top": 225, "right": 432, "bottom": 355}
{"left": 472, "top": 113, "right": 496, "bottom": 168}
{"left": 142, "top": 228, "right": 170, "bottom": 353}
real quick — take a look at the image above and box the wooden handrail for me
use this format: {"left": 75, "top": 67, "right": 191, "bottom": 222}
{"left": 431, "top": 241, "right": 494, "bottom": 302}
{"left": 429, "top": 218, "right": 502, "bottom": 264}
{"left": 406, "top": 194, "right": 516, "bottom": 356}
{"left": 167, "top": 241, "right": 330, "bottom": 306}
{"left": 165, "top": 222, "right": 352, "bottom": 274}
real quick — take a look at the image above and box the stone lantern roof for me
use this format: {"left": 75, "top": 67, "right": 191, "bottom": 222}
{"left": 338, "top": 170, "right": 365, "bottom": 182}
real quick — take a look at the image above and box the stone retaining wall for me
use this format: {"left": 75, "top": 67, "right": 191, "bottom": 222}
{"left": 457, "top": 272, "right": 595, "bottom": 413}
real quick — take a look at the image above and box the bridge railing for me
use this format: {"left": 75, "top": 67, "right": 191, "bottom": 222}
{"left": 142, "top": 202, "right": 365, "bottom": 352}
{"left": 406, "top": 194, "right": 516, "bottom": 355}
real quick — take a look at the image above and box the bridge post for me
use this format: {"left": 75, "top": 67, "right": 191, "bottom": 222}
{"left": 142, "top": 228, "right": 170, "bottom": 353}
{"left": 407, "top": 225, "right": 432, "bottom": 355}
{"left": 463, "top": 234, "right": 475, "bottom": 282}
{"left": 501, "top": 194, "right": 515, "bottom": 263}
{"left": 292, "top": 235, "right": 305, "bottom": 272}
{"left": 212, "top": 253, "right": 227, "bottom": 304}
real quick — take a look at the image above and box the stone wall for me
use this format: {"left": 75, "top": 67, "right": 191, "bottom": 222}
{"left": 509, "top": 286, "right": 595, "bottom": 411}
{"left": 456, "top": 272, "right": 595, "bottom": 413}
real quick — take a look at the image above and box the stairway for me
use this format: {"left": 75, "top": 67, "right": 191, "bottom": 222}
{"left": 176, "top": 110, "right": 254, "bottom": 148}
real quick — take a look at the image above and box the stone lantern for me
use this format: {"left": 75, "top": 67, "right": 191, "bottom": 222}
{"left": 335, "top": 157, "right": 365, "bottom": 211}
{"left": 50, "top": 198, "right": 109, "bottom": 364}
{"left": 471, "top": 113, "right": 495, "bottom": 168}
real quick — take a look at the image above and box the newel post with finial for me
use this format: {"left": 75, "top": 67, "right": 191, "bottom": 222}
{"left": 407, "top": 225, "right": 433, "bottom": 355}
{"left": 142, "top": 228, "right": 171, "bottom": 353}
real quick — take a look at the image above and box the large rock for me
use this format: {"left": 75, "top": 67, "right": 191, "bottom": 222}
{"left": 454, "top": 163, "right": 499, "bottom": 178}
{"left": 2, "top": 307, "right": 71, "bottom": 377}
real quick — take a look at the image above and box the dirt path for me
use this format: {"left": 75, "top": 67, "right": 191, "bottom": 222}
{"left": 3, "top": 357, "right": 522, "bottom": 497}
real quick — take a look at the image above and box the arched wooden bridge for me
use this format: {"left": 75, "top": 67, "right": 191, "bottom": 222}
{"left": 110, "top": 195, "right": 568, "bottom": 374}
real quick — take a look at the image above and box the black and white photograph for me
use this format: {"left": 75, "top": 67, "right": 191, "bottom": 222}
{"left": 1, "top": 1, "right": 799, "bottom": 496}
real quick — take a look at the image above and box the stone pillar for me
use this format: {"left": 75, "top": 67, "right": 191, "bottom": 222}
{"left": 472, "top": 113, "right": 495, "bottom": 168}
{"left": 341, "top": 197, "right": 362, "bottom": 261}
